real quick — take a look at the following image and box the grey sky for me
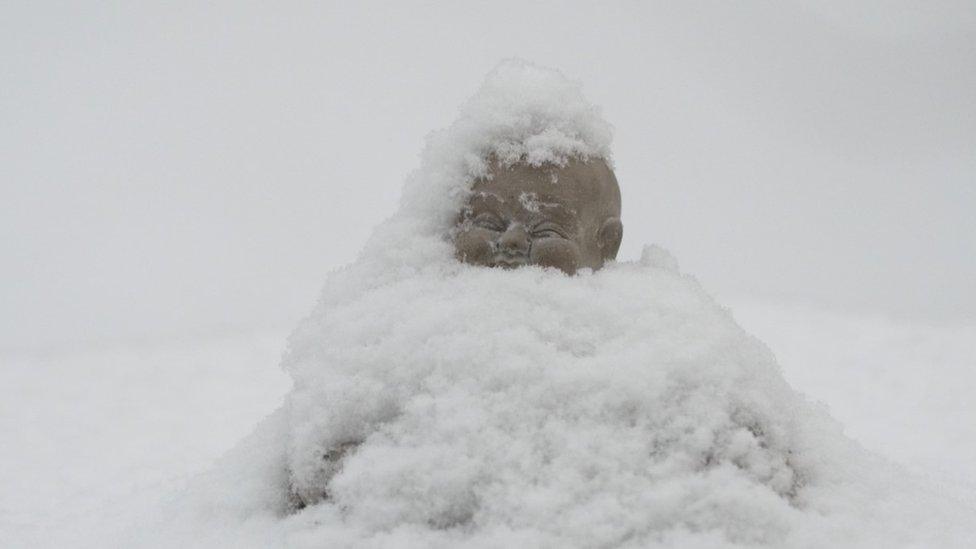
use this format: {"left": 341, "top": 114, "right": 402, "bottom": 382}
{"left": 2, "top": 1, "right": 973, "bottom": 351}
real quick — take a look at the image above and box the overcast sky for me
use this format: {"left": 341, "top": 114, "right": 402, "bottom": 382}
{"left": 3, "top": 1, "right": 974, "bottom": 351}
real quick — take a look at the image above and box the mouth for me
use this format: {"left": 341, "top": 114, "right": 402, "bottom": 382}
{"left": 491, "top": 255, "right": 528, "bottom": 269}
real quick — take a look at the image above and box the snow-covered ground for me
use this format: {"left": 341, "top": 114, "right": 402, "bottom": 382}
{"left": 0, "top": 332, "right": 292, "bottom": 547}
{"left": 2, "top": 299, "right": 973, "bottom": 547}
{"left": 727, "top": 299, "right": 976, "bottom": 505}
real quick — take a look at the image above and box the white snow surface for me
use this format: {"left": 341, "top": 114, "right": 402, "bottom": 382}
{"left": 127, "top": 61, "right": 975, "bottom": 547}
{"left": 5, "top": 60, "right": 973, "bottom": 547}
{"left": 138, "top": 249, "right": 969, "bottom": 548}
{"left": 4, "top": 303, "right": 975, "bottom": 548}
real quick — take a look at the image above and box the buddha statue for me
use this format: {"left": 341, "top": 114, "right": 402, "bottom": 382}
{"left": 454, "top": 157, "right": 622, "bottom": 275}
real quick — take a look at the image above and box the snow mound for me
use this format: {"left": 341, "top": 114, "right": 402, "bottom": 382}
{"left": 149, "top": 257, "right": 975, "bottom": 548}
{"left": 134, "top": 60, "right": 976, "bottom": 547}
{"left": 286, "top": 258, "right": 808, "bottom": 545}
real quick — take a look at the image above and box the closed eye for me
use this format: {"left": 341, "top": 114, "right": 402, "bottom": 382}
{"left": 474, "top": 214, "right": 505, "bottom": 232}
{"left": 531, "top": 223, "right": 567, "bottom": 239}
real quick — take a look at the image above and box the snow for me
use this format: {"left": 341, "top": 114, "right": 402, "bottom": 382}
{"left": 0, "top": 332, "right": 292, "bottom": 547}
{"left": 393, "top": 59, "right": 613, "bottom": 240}
{"left": 3, "top": 302, "right": 975, "bottom": 547}
{"left": 728, "top": 299, "right": 976, "bottom": 506}
{"left": 3, "top": 60, "right": 974, "bottom": 547}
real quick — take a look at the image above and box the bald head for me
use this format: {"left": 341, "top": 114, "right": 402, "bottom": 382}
{"left": 454, "top": 157, "right": 623, "bottom": 274}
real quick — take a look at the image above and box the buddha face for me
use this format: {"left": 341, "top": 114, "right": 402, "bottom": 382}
{"left": 454, "top": 158, "right": 622, "bottom": 275}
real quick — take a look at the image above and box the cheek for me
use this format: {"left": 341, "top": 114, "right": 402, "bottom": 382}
{"left": 530, "top": 239, "right": 581, "bottom": 274}
{"left": 454, "top": 229, "right": 495, "bottom": 266}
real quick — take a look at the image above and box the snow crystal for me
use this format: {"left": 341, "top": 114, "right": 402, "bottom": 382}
{"left": 517, "top": 191, "right": 559, "bottom": 214}
{"left": 133, "top": 60, "right": 976, "bottom": 548}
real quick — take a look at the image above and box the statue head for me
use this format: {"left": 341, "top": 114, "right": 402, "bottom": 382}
{"left": 454, "top": 157, "right": 623, "bottom": 275}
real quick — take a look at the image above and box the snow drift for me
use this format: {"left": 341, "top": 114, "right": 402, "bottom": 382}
{"left": 131, "top": 60, "right": 975, "bottom": 548}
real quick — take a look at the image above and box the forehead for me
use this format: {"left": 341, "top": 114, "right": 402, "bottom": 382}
{"left": 465, "top": 190, "right": 578, "bottom": 229}
{"left": 468, "top": 159, "right": 607, "bottom": 212}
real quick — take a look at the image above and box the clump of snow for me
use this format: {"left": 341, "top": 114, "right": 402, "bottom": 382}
{"left": 640, "top": 244, "right": 681, "bottom": 273}
{"left": 284, "top": 261, "right": 811, "bottom": 545}
{"left": 517, "top": 191, "right": 560, "bottom": 214}
{"left": 132, "top": 60, "right": 976, "bottom": 547}
{"left": 378, "top": 58, "right": 613, "bottom": 255}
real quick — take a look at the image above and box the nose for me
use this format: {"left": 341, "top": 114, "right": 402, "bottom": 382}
{"left": 496, "top": 223, "right": 530, "bottom": 256}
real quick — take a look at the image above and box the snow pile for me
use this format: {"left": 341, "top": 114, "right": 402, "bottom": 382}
{"left": 283, "top": 251, "right": 808, "bottom": 545}
{"left": 134, "top": 60, "right": 975, "bottom": 547}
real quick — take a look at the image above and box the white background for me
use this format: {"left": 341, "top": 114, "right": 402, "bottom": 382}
{"left": 3, "top": 1, "right": 974, "bottom": 352}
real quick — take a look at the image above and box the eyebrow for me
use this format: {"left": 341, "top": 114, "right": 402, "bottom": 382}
{"left": 469, "top": 190, "right": 505, "bottom": 203}
{"left": 466, "top": 192, "right": 507, "bottom": 212}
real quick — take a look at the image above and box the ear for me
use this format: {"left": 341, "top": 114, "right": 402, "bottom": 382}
{"left": 597, "top": 217, "right": 623, "bottom": 262}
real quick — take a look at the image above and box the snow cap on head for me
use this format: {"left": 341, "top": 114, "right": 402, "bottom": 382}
{"left": 451, "top": 58, "right": 614, "bottom": 171}
{"left": 397, "top": 59, "right": 614, "bottom": 235}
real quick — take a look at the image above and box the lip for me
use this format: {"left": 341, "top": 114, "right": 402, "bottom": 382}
{"left": 491, "top": 255, "right": 528, "bottom": 268}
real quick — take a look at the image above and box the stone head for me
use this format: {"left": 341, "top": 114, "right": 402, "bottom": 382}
{"left": 454, "top": 157, "right": 623, "bottom": 275}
